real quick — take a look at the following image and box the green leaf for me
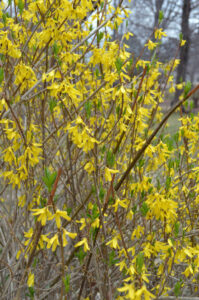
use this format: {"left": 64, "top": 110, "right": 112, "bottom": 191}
{"left": 174, "top": 221, "right": 180, "bottom": 237}
{"left": 114, "top": 21, "right": 118, "bottom": 30}
{"left": 166, "top": 176, "right": 171, "bottom": 191}
{"left": 44, "top": 167, "right": 50, "bottom": 180}
{"left": 63, "top": 274, "right": 70, "bottom": 293}
{"left": 157, "top": 178, "right": 161, "bottom": 191}
{"left": 0, "top": 54, "right": 5, "bottom": 62}
{"left": 116, "top": 105, "right": 120, "bottom": 117}
{"left": 99, "top": 185, "right": 105, "bottom": 201}
{"left": 175, "top": 158, "right": 180, "bottom": 169}
{"left": 158, "top": 10, "right": 164, "bottom": 23}
{"left": 100, "top": 145, "right": 106, "bottom": 154}
{"left": 49, "top": 98, "right": 57, "bottom": 113}
{"left": 131, "top": 205, "right": 137, "bottom": 213}
{"left": 2, "top": 13, "right": 7, "bottom": 26}
{"left": 53, "top": 42, "right": 60, "bottom": 56}
{"left": 140, "top": 202, "right": 149, "bottom": 216}
{"left": 92, "top": 203, "right": 99, "bottom": 221}
{"left": 42, "top": 168, "right": 57, "bottom": 192}
{"left": 138, "top": 159, "right": 145, "bottom": 169}
{"left": 40, "top": 197, "right": 47, "bottom": 208}
{"left": 67, "top": 207, "right": 72, "bottom": 215}
{"left": 49, "top": 172, "right": 57, "bottom": 185}
{"left": 107, "top": 150, "right": 115, "bottom": 168}
{"left": 75, "top": 247, "right": 86, "bottom": 264}
{"left": 184, "top": 81, "right": 191, "bottom": 97}
{"left": 18, "top": 0, "right": 24, "bottom": 15}
{"left": 174, "top": 132, "right": 179, "bottom": 143}
{"left": 90, "top": 226, "right": 98, "bottom": 239}
{"left": 127, "top": 58, "right": 133, "bottom": 71}
{"left": 148, "top": 187, "right": 153, "bottom": 194}
{"left": 115, "top": 57, "right": 123, "bottom": 73}
{"left": 32, "top": 258, "right": 38, "bottom": 268}
{"left": 28, "top": 287, "right": 35, "bottom": 298}
{"left": 146, "top": 63, "right": 150, "bottom": 74}
{"left": 97, "top": 31, "right": 104, "bottom": 44}
{"left": 100, "top": 1, "right": 104, "bottom": 9}
{"left": 184, "top": 100, "right": 188, "bottom": 109}
{"left": 174, "top": 280, "right": 182, "bottom": 297}
{"left": 179, "top": 32, "right": 183, "bottom": 42}
{"left": 108, "top": 196, "right": 114, "bottom": 205}
{"left": 136, "top": 252, "right": 144, "bottom": 274}
{"left": 165, "top": 137, "right": 173, "bottom": 151}
{"left": 168, "top": 159, "right": 174, "bottom": 170}
{"left": 91, "top": 184, "right": 96, "bottom": 194}
{"left": 95, "top": 68, "right": 99, "bottom": 78}
{"left": 190, "top": 99, "right": 194, "bottom": 110}
{"left": 97, "top": 99, "right": 101, "bottom": 109}
{"left": 0, "top": 68, "right": 4, "bottom": 85}
{"left": 84, "top": 100, "right": 92, "bottom": 118}
{"left": 141, "top": 191, "right": 145, "bottom": 199}
{"left": 109, "top": 250, "right": 119, "bottom": 266}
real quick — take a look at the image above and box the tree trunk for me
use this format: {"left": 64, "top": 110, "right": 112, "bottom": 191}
{"left": 172, "top": 0, "right": 191, "bottom": 105}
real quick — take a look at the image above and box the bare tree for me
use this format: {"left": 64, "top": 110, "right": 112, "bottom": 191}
{"left": 127, "top": 0, "right": 181, "bottom": 42}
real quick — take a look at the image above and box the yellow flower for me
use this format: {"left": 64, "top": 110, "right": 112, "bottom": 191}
{"left": 118, "top": 283, "right": 135, "bottom": 298}
{"left": 27, "top": 272, "right": 34, "bottom": 287}
{"left": 31, "top": 207, "right": 53, "bottom": 226}
{"left": 135, "top": 285, "right": 156, "bottom": 300}
{"left": 154, "top": 28, "right": 167, "bottom": 40}
{"left": 47, "top": 234, "right": 60, "bottom": 252}
{"left": 106, "top": 235, "right": 120, "bottom": 249}
{"left": 180, "top": 39, "right": 186, "bottom": 46}
{"left": 91, "top": 218, "right": 100, "bottom": 228}
{"left": 76, "top": 218, "right": 87, "bottom": 230}
{"left": 24, "top": 228, "right": 33, "bottom": 239}
{"left": 62, "top": 229, "right": 77, "bottom": 247}
{"left": 2, "top": 147, "right": 16, "bottom": 166}
{"left": 104, "top": 167, "right": 119, "bottom": 181}
{"left": 112, "top": 198, "right": 129, "bottom": 212}
{"left": 74, "top": 238, "right": 90, "bottom": 252}
{"left": 145, "top": 40, "right": 158, "bottom": 50}
{"left": 84, "top": 161, "right": 95, "bottom": 174}
{"left": 63, "top": 229, "right": 77, "bottom": 239}
{"left": 51, "top": 210, "right": 71, "bottom": 229}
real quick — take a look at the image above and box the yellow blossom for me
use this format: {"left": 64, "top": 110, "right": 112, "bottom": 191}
{"left": 47, "top": 234, "right": 60, "bottom": 252}
{"left": 180, "top": 39, "right": 186, "bottom": 46}
{"left": 154, "top": 28, "right": 167, "bottom": 40}
{"left": 31, "top": 207, "right": 53, "bottom": 226}
{"left": 74, "top": 238, "right": 90, "bottom": 252}
{"left": 50, "top": 210, "right": 71, "bottom": 228}
{"left": 104, "top": 167, "right": 119, "bottom": 181}
{"left": 145, "top": 40, "right": 158, "bottom": 50}
{"left": 27, "top": 272, "right": 34, "bottom": 287}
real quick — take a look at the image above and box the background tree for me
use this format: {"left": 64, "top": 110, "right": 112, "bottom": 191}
{"left": 172, "top": 0, "right": 191, "bottom": 105}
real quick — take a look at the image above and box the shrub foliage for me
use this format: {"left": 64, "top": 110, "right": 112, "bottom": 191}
{"left": 0, "top": 0, "right": 199, "bottom": 299}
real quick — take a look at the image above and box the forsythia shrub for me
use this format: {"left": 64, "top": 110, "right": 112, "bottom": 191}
{"left": 0, "top": 0, "right": 199, "bottom": 299}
